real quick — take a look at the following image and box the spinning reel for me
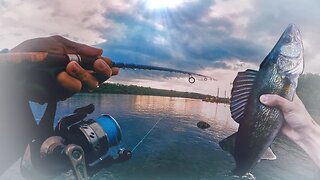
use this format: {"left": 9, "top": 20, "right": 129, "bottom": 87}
{"left": 21, "top": 104, "right": 132, "bottom": 180}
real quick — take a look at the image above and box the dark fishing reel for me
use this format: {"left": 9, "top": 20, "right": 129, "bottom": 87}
{"left": 21, "top": 104, "right": 132, "bottom": 180}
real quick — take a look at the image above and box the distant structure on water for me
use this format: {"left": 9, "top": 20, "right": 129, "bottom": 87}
{"left": 202, "top": 96, "right": 230, "bottom": 104}
{"left": 202, "top": 87, "right": 230, "bottom": 104}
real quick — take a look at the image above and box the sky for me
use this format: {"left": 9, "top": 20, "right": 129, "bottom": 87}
{"left": 1, "top": 0, "right": 320, "bottom": 96}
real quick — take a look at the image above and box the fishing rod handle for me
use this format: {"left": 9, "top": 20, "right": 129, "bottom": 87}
{"left": 0, "top": 52, "right": 121, "bottom": 83}
{"left": 0, "top": 52, "right": 167, "bottom": 70}
{"left": 0, "top": 52, "right": 216, "bottom": 81}
{"left": 0, "top": 52, "right": 108, "bottom": 69}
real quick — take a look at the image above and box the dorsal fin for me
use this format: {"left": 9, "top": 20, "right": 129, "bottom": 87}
{"left": 230, "top": 69, "right": 258, "bottom": 123}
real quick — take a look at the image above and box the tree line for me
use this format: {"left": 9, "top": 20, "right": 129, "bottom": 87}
{"left": 93, "top": 83, "right": 210, "bottom": 99}
{"left": 92, "top": 73, "right": 320, "bottom": 121}
{"left": 297, "top": 73, "right": 320, "bottom": 121}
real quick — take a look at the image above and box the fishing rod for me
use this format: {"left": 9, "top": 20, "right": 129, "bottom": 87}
{"left": 113, "top": 62, "right": 215, "bottom": 83}
{"left": 0, "top": 52, "right": 216, "bottom": 83}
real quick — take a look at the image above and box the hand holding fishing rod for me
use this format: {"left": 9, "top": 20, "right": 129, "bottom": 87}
{"left": 5, "top": 35, "right": 119, "bottom": 103}
{"left": 0, "top": 35, "right": 214, "bottom": 179}
{"left": 0, "top": 35, "right": 121, "bottom": 176}
{"left": 2, "top": 35, "right": 214, "bottom": 104}
{"left": 0, "top": 36, "right": 137, "bottom": 179}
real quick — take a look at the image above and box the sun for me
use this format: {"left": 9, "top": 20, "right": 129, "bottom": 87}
{"left": 145, "top": 0, "right": 185, "bottom": 10}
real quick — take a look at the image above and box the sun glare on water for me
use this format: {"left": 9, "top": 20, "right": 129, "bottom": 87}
{"left": 145, "top": 0, "right": 185, "bottom": 9}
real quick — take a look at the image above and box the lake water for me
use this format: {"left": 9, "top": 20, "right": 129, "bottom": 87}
{"left": 1, "top": 94, "right": 319, "bottom": 180}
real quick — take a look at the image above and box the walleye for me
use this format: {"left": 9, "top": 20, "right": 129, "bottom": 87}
{"left": 219, "top": 24, "right": 304, "bottom": 176}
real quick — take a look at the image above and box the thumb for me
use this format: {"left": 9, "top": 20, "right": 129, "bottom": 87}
{"left": 260, "top": 94, "right": 293, "bottom": 113}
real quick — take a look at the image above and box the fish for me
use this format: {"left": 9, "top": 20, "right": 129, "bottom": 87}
{"left": 219, "top": 24, "right": 304, "bottom": 176}
{"left": 219, "top": 133, "right": 276, "bottom": 161}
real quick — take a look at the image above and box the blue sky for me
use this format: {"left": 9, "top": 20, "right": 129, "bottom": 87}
{"left": 1, "top": 0, "right": 320, "bottom": 95}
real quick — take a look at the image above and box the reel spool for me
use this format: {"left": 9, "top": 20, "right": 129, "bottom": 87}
{"left": 56, "top": 114, "right": 122, "bottom": 163}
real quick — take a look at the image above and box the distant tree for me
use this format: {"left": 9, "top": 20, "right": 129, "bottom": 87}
{"left": 297, "top": 73, "right": 320, "bottom": 120}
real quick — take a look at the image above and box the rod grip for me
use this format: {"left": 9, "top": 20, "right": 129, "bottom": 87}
{"left": 43, "top": 53, "right": 99, "bottom": 70}
{"left": 0, "top": 52, "right": 103, "bottom": 70}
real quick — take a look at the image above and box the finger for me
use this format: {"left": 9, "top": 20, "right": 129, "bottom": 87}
{"left": 98, "top": 56, "right": 113, "bottom": 66}
{"left": 57, "top": 72, "right": 82, "bottom": 93}
{"left": 98, "top": 56, "right": 119, "bottom": 75}
{"left": 259, "top": 94, "right": 294, "bottom": 113}
{"left": 112, "top": 67, "right": 120, "bottom": 75}
{"left": 51, "top": 35, "right": 103, "bottom": 56}
{"left": 93, "top": 59, "right": 112, "bottom": 78}
{"left": 66, "top": 61, "right": 99, "bottom": 90}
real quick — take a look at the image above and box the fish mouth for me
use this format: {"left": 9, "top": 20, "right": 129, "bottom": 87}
{"left": 280, "top": 24, "right": 302, "bottom": 47}
{"left": 270, "top": 24, "right": 304, "bottom": 76}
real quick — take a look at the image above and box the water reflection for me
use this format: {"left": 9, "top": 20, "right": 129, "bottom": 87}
{"left": 3, "top": 94, "right": 318, "bottom": 180}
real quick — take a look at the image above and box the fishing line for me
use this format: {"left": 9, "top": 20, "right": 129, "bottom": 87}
{"left": 131, "top": 117, "right": 164, "bottom": 152}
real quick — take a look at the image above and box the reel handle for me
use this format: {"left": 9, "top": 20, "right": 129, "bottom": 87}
{"left": 64, "top": 144, "right": 89, "bottom": 180}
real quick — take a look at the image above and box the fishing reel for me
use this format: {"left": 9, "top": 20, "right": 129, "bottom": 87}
{"left": 21, "top": 104, "right": 132, "bottom": 180}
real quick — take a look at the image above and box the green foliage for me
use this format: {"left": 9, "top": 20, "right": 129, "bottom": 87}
{"left": 297, "top": 73, "right": 320, "bottom": 120}
{"left": 93, "top": 83, "right": 210, "bottom": 99}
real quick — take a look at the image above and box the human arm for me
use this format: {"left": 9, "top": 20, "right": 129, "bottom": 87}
{"left": 260, "top": 94, "right": 320, "bottom": 168}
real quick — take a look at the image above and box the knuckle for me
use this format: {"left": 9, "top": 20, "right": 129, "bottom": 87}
{"left": 57, "top": 72, "right": 82, "bottom": 93}
{"left": 66, "top": 62, "right": 83, "bottom": 76}
{"left": 50, "top": 35, "right": 65, "bottom": 41}
{"left": 79, "top": 73, "right": 99, "bottom": 90}
{"left": 94, "top": 59, "right": 112, "bottom": 77}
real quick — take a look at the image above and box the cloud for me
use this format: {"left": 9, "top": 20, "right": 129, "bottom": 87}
{"left": 206, "top": 0, "right": 254, "bottom": 39}
{"left": 0, "top": 0, "right": 109, "bottom": 49}
{"left": 1, "top": 0, "right": 320, "bottom": 94}
{"left": 245, "top": 0, "right": 320, "bottom": 73}
{"left": 99, "top": 0, "right": 265, "bottom": 72}
{"left": 100, "top": 0, "right": 320, "bottom": 94}
{"left": 102, "top": 0, "right": 320, "bottom": 70}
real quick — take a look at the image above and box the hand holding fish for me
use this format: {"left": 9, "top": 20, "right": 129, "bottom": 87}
{"left": 219, "top": 24, "right": 307, "bottom": 176}
{"left": 260, "top": 94, "right": 320, "bottom": 168}
{"left": 7, "top": 35, "right": 119, "bottom": 102}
